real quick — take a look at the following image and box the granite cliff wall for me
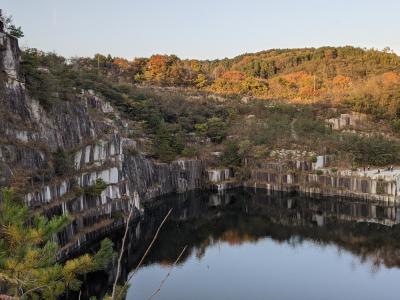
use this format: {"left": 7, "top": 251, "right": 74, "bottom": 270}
{"left": 247, "top": 158, "right": 399, "bottom": 203}
{"left": 0, "top": 30, "right": 207, "bottom": 256}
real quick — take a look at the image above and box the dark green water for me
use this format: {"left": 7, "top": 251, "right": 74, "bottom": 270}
{"left": 81, "top": 189, "right": 400, "bottom": 300}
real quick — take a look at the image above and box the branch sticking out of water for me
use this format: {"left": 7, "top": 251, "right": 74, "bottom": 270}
{"left": 114, "top": 208, "right": 173, "bottom": 300}
{"left": 147, "top": 245, "right": 188, "bottom": 300}
{"left": 111, "top": 204, "right": 134, "bottom": 300}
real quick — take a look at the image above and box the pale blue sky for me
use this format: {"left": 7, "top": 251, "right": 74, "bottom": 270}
{"left": 3, "top": 0, "right": 400, "bottom": 59}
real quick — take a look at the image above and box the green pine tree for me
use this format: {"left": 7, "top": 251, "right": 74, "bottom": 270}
{"left": 0, "top": 188, "right": 114, "bottom": 299}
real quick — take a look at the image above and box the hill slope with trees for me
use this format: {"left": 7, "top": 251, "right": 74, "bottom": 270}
{"left": 63, "top": 46, "right": 400, "bottom": 120}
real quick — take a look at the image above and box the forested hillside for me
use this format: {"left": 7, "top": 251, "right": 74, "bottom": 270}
{"left": 48, "top": 46, "right": 400, "bottom": 120}
{"left": 19, "top": 47, "right": 400, "bottom": 168}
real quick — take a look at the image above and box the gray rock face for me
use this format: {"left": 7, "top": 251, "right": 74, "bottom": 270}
{"left": 123, "top": 155, "right": 206, "bottom": 200}
{"left": 249, "top": 161, "right": 399, "bottom": 202}
{"left": 0, "top": 31, "right": 208, "bottom": 257}
{"left": 0, "top": 32, "right": 20, "bottom": 80}
{"left": 0, "top": 161, "right": 12, "bottom": 186}
{"left": 0, "top": 144, "right": 46, "bottom": 172}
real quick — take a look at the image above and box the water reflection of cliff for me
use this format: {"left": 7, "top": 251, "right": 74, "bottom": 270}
{"left": 80, "top": 188, "right": 400, "bottom": 299}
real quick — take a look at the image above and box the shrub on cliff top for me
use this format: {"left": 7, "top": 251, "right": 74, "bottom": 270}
{"left": 219, "top": 141, "right": 242, "bottom": 168}
{"left": 195, "top": 117, "right": 227, "bottom": 143}
{"left": 4, "top": 14, "right": 24, "bottom": 38}
{"left": 181, "top": 146, "right": 198, "bottom": 158}
{"left": 340, "top": 134, "right": 400, "bottom": 166}
{"left": 152, "top": 122, "right": 185, "bottom": 162}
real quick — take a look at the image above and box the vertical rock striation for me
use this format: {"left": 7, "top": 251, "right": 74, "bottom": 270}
{"left": 0, "top": 29, "right": 207, "bottom": 257}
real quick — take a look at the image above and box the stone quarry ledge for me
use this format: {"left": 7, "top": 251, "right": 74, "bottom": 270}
{"left": 349, "top": 168, "right": 400, "bottom": 180}
{"left": 203, "top": 160, "right": 400, "bottom": 202}
{"left": 249, "top": 162, "right": 400, "bottom": 203}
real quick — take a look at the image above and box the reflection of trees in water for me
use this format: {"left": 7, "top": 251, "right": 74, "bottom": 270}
{"left": 140, "top": 189, "right": 400, "bottom": 271}
{"left": 78, "top": 189, "right": 400, "bottom": 298}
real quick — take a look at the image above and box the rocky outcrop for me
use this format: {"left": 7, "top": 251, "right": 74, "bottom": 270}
{"left": 326, "top": 112, "right": 366, "bottom": 130}
{"left": 207, "top": 168, "right": 239, "bottom": 191}
{"left": 208, "top": 168, "right": 230, "bottom": 182}
{"left": 123, "top": 155, "right": 206, "bottom": 199}
{"left": 0, "top": 30, "right": 207, "bottom": 257}
{"left": 19, "top": 130, "right": 207, "bottom": 256}
{"left": 248, "top": 160, "right": 400, "bottom": 202}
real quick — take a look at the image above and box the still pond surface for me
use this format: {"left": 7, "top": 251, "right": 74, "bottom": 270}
{"left": 83, "top": 188, "right": 400, "bottom": 300}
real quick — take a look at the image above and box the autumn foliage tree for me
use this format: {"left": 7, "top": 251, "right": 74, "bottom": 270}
{"left": 44, "top": 45, "right": 400, "bottom": 120}
{"left": 210, "top": 71, "right": 268, "bottom": 96}
{"left": 144, "top": 55, "right": 185, "bottom": 86}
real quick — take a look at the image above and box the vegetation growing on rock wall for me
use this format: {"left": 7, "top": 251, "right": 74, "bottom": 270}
{"left": 21, "top": 49, "right": 73, "bottom": 110}
{"left": 219, "top": 141, "right": 242, "bottom": 168}
{"left": 53, "top": 148, "right": 73, "bottom": 177}
{"left": 4, "top": 15, "right": 24, "bottom": 38}
{"left": 84, "top": 178, "right": 108, "bottom": 197}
